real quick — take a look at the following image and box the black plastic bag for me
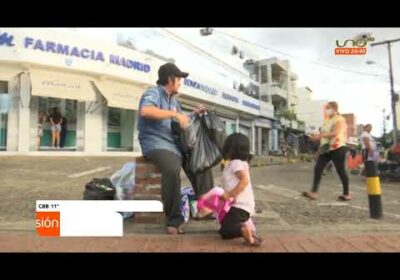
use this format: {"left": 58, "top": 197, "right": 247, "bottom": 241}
{"left": 184, "top": 116, "right": 202, "bottom": 149}
{"left": 203, "top": 111, "right": 227, "bottom": 152}
{"left": 83, "top": 178, "right": 115, "bottom": 200}
{"left": 189, "top": 116, "right": 222, "bottom": 174}
{"left": 171, "top": 113, "right": 223, "bottom": 174}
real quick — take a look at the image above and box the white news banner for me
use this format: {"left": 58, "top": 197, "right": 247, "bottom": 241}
{"left": 35, "top": 200, "right": 163, "bottom": 237}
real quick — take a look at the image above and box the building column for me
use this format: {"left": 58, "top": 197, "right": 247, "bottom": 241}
{"left": 257, "top": 127, "right": 262, "bottom": 156}
{"left": 264, "top": 129, "right": 270, "bottom": 155}
{"left": 6, "top": 74, "right": 20, "bottom": 151}
{"left": 267, "top": 64, "right": 272, "bottom": 100}
{"left": 101, "top": 104, "right": 108, "bottom": 152}
{"left": 83, "top": 98, "right": 103, "bottom": 153}
{"left": 236, "top": 117, "right": 239, "bottom": 132}
{"left": 76, "top": 101, "right": 86, "bottom": 152}
{"left": 133, "top": 110, "right": 141, "bottom": 153}
{"left": 251, "top": 122, "right": 255, "bottom": 155}
{"left": 17, "top": 73, "right": 31, "bottom": 153}
{"left": 29, "top": 96, "right": 39, "bottom": 151}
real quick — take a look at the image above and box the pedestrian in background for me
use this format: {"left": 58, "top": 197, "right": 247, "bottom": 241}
{"left": 361, "top": 124, "right": 379, "bottom": 162}
{"left": 36, "top": 112, "right": 47, "bottom": 151}
{"left": 49, "top": 107, "right": 63, "bottom": 149}
{"left": 303, "top": 101, "right": 351, "bottom": 201}
{"left": 60, "top": 116, "right": 68, "bottom": 148}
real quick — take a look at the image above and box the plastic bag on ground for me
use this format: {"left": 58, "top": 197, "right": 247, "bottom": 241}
{"left": 83, "top": 178, "right": 115, "bottom": 200}
{"left": 181, "top": 194, "right": 190, "bottom": 223}
{"left": 181, "top": 185, "right": 197, "bottom": 218}
{"left": 110, "top": 162, "right": 136, "bottom": 219}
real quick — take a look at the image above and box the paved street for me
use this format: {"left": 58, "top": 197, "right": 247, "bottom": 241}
{"left": 1, "top": 156, "right": 400, "bottom": 252}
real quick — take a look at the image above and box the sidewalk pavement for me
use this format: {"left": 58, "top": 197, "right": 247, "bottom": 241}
{"left": 1, "top": 232, "right": 400, "bottom": 252}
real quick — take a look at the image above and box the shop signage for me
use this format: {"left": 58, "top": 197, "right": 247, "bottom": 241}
{"left": 0, "top": 32, "right": 15, "bottom": 47}
{"left": 184, "top": 78, "right": 218, "bottom": 95}
{"left": 22, "top": 36, "right": 151, "bottom": 74}
{"left": 242, "top": 100, "right": 260, "bottom": 110}
{"left": 1, "top": 29, "right": 265, "bottom": 117}
{"left": 255, "top": 118, "right": 272, "bottom": 128}
{"left": 221, "top": 92, "right": 239, "bottom": 103}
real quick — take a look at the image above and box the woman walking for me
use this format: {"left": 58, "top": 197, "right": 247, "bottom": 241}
{"left": 302, "top": 101, "right": 351, "bottom": 201}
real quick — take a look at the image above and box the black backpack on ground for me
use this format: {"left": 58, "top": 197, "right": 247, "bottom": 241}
{"left": 83, "top": 178, "right": 115, "bottom": 200}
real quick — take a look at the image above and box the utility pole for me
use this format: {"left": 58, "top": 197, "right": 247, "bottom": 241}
{"left": 371, "top": 38, "right": 400, "bottom": 144}
{"left": 383, "top": 108, "right": 386, "bottom": 136}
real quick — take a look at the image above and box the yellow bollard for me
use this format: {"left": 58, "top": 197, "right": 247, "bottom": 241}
{"left": 365, "top": 161, "right": 383, "bottom": 219}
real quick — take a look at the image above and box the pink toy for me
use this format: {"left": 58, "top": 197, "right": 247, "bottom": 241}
{"left": 197, "top": 187, "right": 256, "bottom": 232}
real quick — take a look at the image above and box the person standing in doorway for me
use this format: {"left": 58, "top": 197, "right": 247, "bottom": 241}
{"left": 60, "top": 116, "right": 68, "bottom": 148}
{"left": 302, "top": 101, "right": 351, "bottom": 201}
{"left": 36, "top": 112, "right": 47, "bottom": 151}
{"left": 49, "top": 107, "right": 62, "bottom": 149}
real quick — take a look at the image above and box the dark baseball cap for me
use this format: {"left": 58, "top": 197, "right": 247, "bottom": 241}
{"left": 157, "top": 63, "right": 189, "bottom": 84}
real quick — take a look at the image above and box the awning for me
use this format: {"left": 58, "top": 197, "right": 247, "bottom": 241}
{"left": 179, "top": 96, "right": 239, "bottom": 119}
{"left": 254, "top": 118, "right": 272, "bottom": 129}
{"left": 0, "top": 65, "right": 23, "bottom": 82}
{"left": 29, "top": 69, "right": 96, "bottom": 101}
{"left": 93, "top": 80, "right": 143, "bottom": 110}
{"left": 239, "top": 120, "right": 252, "bottom": 128}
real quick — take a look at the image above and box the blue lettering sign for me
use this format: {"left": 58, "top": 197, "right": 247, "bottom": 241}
{"left": 184, "top": 78, "right": 217, "bottom": 95}
{"left": 80, "top": 48, "right": 90, "bottom": 59}
{"left": 0, "top": 32, "right": 15, "bottom": 47}
{"left": 70, "top": 47, "right": 80, "bottom": 57}
{"left": 143, "top": 64, "right": 151, "bottom": 72}
{"left": 56, "top": 44, "right": 69, "bottom": 55}
{"left": 33, "top": 39, "right": 45, "bottom": 51}
{"left": 18, "top": 36, "right": 147, "bottom": 72}
{"left": 24, "top": 37, "right": 34, "bottom": 48}
{"left": 242, "top": 100, "right": 260, "bottom": 110}
{"left": 109, "top": 54, "right": 151, "bottom": 73}
{"left": 24, "top": 37, "right": 106, "bottom": 63}
{"left": 222, "top": 92, "right": 239, "bottom": 103}
{"left": 95, "top": 52, "right": 104, "bottom": 62}
{"left": 110, "top": 55, "right": 119, "bottom": 65}
{"left": 46, "top": 41, "right": 57, "bottom": 53}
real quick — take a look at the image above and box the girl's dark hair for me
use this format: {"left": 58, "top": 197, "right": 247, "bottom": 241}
{"left": 222, "top": 133, "right": 252, "bottom": 162}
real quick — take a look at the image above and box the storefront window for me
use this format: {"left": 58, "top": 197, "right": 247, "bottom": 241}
{"left": 0, "top": 81, "right": 9, "bottom": 150}
{"left": 107, "top": 107, "right": 121, "bottom": 149}
{"left": 107, "top": 107, "right": 134, "bottom": 151}
{"left": 38, "top": 97, "right": 77, "bottom": 149}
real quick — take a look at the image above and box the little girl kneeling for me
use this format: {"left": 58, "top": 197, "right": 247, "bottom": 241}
{"left": 199, "top": 133, "right": 263, "bottom": 247}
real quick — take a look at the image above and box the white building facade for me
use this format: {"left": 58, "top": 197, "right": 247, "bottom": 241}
{"left": 0, "top": 28, "right": 275, "bottom": 155}
{"left": 295, "top": 87, "right": 327, "bottom": 133}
